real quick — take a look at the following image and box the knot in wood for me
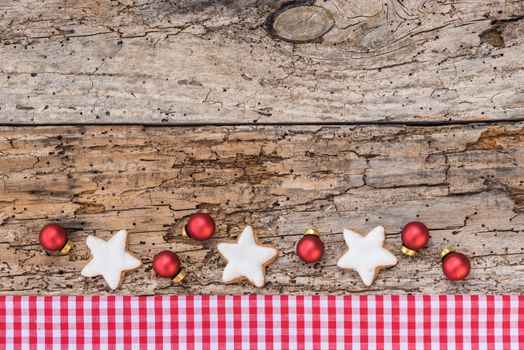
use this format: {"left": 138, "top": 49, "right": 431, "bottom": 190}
{"left": 272, "top": 6, "right": 334, "bottom": 43}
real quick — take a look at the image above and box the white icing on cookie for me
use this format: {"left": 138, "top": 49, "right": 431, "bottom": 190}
{"left": 336, "top": 226, "right": 397, "bottom": 287}
{"left": 217, "top": 225, "right": 278, "bottom": 288}
{"left": 81, "top": 229, "right": 142, "bottom": 290}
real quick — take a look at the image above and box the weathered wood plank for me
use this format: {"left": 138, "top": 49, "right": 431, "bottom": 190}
{"left": 0, "top": 123, "right": 522, "bottom": 295}
{"left": 0, "top": 0, "right": 523, "bottom": 124}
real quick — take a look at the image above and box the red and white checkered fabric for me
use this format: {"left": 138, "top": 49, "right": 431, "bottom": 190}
{"left": 0, "top": 295, "right": 522, "bottom": 349}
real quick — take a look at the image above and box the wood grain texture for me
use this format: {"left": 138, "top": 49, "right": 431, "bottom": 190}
{"left": 0, "top": 123, "right": 522, "bottom": 295}
{"left": 0, "top": 0, "right": 523, "bottom": 124}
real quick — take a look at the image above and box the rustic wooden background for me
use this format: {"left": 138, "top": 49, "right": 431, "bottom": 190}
{"left": 0, "top": 0, "right": 523, "bottom": 295}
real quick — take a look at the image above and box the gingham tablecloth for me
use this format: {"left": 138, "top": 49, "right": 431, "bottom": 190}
{"left": 0, "top": 295, "right": 521, "bottom": 349}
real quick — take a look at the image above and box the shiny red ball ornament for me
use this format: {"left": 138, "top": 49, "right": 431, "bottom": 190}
{"left": 182, "top": 213, "right": 215, "bottom": 241}
{"left": 152, "top": 250, "right": 186, "bottom": 284}
{"left": 400, "top": 221, "right": 430, "bottom": 256}
{"left": 440, "top": 248, "right": 471, "bottom": 281}
{"left": 296, "top": 229, "right": 325, "bottom": 263}
{"left": 39, "top": 224, "right": 73, "bottom": 254}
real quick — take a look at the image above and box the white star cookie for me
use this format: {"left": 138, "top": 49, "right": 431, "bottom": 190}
{"left": 81, "top": 229, "right": 142, "bottom": 290}
{"left": 217, "top": 226, "right": 278, "bottom": 287}
{"left": 337, "top": 226, "right": 397, "bottom": 287}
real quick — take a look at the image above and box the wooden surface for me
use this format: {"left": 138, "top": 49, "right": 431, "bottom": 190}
{"left": 0, "top": 0, "right": 523, "bottom": 295}
{"left": 0, "top": 124, "right": 523, "bottom": 295}
{"left": 0, "top": 0, "right": 523, "bottom": 124}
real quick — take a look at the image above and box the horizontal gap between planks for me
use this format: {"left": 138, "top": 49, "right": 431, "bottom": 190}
{"left": 1, "top": 117, "right": 524, "bottom": 128}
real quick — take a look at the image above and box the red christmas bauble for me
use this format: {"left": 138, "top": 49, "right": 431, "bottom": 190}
{"left": 153, "top": 251, "right": 183, "bottom": 280}
{"left": 296, "top": 230, "right": 324, "bottom": 263}
{"left": 401, "top": 221, "right": 430, "bottom": 255}
{"left": 39, "top": 224, "right": 70, "bottom": 252}
{"left": 184, "top": 213, "right": 215, "bottom": 241}
{"left": 441, "top": 250, "right": 471, "bottom": 281}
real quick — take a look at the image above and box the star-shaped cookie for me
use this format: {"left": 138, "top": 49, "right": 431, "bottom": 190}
{"left": 336, "top": 226, "right": 397, "bottom": 287}
{"left": 81, "top": 229, "right": 142, "bottom": 290}
{"left": 217, "top": 226, "right": 278, "bottom": 287}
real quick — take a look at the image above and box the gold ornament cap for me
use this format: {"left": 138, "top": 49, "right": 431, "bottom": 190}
{"left": 400, "top": 245, "right": 417, "bottom": 256}
{"left": 303, "top": 228, "right": 320, "bottom": 236}
{"left": 172, "top": 268, "right": 186, "bottom": 284}
{"left": 60, "top": 240, "right": 74, "bottom": 255}
{"left": 440, "top": 247, "right": 455, "bottom": 259}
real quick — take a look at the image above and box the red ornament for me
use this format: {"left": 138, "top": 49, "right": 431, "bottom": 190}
{"left": 296, "top": 229, "right": 325, "bottom": 263}
{"left": 440, "top": 248, "right": 471, "bottom": 281}
{"left": 400, "top": 221, "right": 430, "bottom": 256}
{"left": 39, "top": 224, "right": 73, "bottom": 254}
{"left": 182, "top": 213, "right": 215, "bottom": 241}
{"left": 152, "top": 250, "right": 186, "bottom": 284}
